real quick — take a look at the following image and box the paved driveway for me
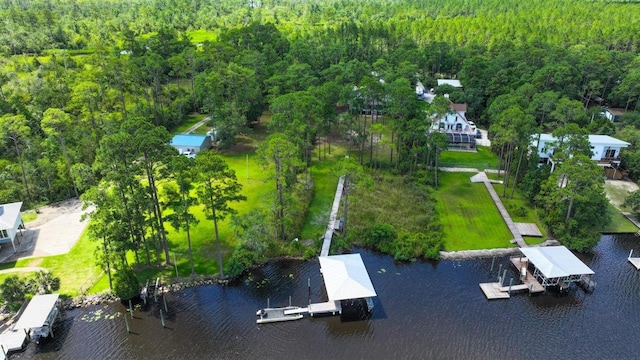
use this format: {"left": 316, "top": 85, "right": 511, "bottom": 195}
{"left": 0, "top": 199, "right": 90, "bottom": 263}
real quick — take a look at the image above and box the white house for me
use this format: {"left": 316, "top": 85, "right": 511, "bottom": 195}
{"left": 534, "top": 133, "right": 630, "bottom": 172}
{"left": 0, "top": 202, "right": 24, "bottom": 253}
{"left": 431, "top": 102, "right": 477, "bottom": 150}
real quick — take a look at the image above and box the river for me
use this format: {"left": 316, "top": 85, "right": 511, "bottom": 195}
{"left": 12, "top": 234, "right": 640, "bottom": 359}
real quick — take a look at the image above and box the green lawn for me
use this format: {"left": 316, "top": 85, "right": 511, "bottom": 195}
{"left": 187, "top": 29, "right": 218, "bottom": 43}
{"left": 0, "top": 230, "right": 104, "bottom": 297}
{"left": 301, "top": 143, "right": 348, "bottom": 240}
{"left": 434, "top": 172, "right": 515, "bottom": 250}
{"left": 602, "top": 203, "right": 639, "bottom": 233}
{"left": 173, "top": 114, "right": 207, "bottom": 135}
{"left": 439, "top": 146, "right": 500, "bottom": 170}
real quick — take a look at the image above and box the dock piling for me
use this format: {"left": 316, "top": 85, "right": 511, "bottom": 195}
{"left": 497, "top": 264, "right": 503, "bottom": 281}
{"left": 160, "top": 310, "right": 165, "bottom": 328}
{"left": 124, "top": 314, "right": 130, "bottom": 333}
{"left": 163, "top": 295, "right": 168, "bottom": 313}
{"left": 490, "top": 257, "right": 495, "bottom": 272}
{"left": 501, "top": 270, "right": 507, "bottom": 286}
{"left": 289, "top": 295, "right": 292, "bottom": 307}
{"left": 629, "top": 249, "right": 634, "bottom": 259}
{"left": 508, "top": 278, "right": 513, "bottom": 295}
{"left": 129, "top": 300, "right": 134, "bottom": 319}
{"left": 154, "top": 278, "right": 160, "bottom": 302}
{"left": 308, "top": 278, "right": 311, "bottom": 305}
{"left": 174, "top": 253, "right": 178, "bottom": 277}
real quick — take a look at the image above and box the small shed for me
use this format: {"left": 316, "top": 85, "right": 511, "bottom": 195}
{"left": 0, "top": 202, "right": 24, "bottom": 253}
{"left": 170, "top": 134, "right": 211, "bottom": 155}
{"left": 519, "top": 246, "right": 594, "bottom": 289}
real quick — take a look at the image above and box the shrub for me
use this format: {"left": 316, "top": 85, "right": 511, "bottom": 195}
{"left": 0, "top": 276, "right": 29, "bottom": 311}
{"left": 113, "top": 268, "right": 140, "bottom": 301}
{"left": 365, "top": 223, "right": 397, "bottom": 252}
{"left": 225, "top": 247, "right": 260, "bottom": 278}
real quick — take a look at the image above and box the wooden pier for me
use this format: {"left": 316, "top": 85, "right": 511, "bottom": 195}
{"left": 479, "top": 257, "right": 545, "bottom": 300}
{"left": 321, "top": 176, "right": 344, "bottom": 257}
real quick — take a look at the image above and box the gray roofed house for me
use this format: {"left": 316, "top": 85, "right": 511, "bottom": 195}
{"left": 0, "top": 202, "right": 24, "bottom": 253}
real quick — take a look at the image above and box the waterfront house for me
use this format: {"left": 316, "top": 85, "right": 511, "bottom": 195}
{"left": 600, "top": 108, "right": 628, "bottom": 122}
{"left": 436, "top": 79, "right": 463, "bottom": 88}
{"left": 430, "top": 102, "right": 476, "bottom": 150}
{"left": 0, "top": 202, "right": 24, "bottom": 253}
{"left": 534, "top": 133, "right": 630, "bottom": 175}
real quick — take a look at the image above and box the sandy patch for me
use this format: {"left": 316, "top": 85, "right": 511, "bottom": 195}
{"left": 605, "top": 180, "right": 639, "bottom": 209}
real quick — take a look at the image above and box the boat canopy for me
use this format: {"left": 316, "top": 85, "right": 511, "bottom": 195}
{"left": 14, "top": 294, "right": 60, "bottom": 330}
{"left": 520, "top": 246, "right": 594, "bottom": 278}
{"left": 319, "top": 254, "right": 377, "bottom": 301}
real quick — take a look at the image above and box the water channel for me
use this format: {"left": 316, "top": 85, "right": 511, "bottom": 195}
{"left": 12, "top": 234, "right": 640, "bottom": 359}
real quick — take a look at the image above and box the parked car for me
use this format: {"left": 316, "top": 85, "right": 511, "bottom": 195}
{"left": 468, "top": 121, "right": 477, "bottom": 132}
{"left": 475, "top": 130, "right": 482, "bottom": 139}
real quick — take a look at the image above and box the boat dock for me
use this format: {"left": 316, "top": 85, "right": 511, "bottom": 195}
{"left": 0, "top": 327, "right": 28, "bottom": 355}
{"left": 628, "top": 250, "right": 640, "bottom": 270}
{"left": 256, "top": 177, "right": 376, "bottom": 324}
{"left": 480, "top": 256, "right": 545, "bottom": 300}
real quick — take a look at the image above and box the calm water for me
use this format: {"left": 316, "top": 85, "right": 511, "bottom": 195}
{"left": 13, "top": 234, "right": 640, "bottom": 360}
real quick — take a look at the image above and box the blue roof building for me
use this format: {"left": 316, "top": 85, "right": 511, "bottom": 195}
{"left": 170, "top": 134, "right": 211, "bottom": 155}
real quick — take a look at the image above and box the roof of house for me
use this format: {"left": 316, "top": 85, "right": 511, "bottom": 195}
{"left": 170, "top": 134, "right": 208, "bottom": 147}
{"left": 437, "top": 79, "right": 462, "bottom": 88}
{"left": 537, "top": 134, "right": 630, "bottom": 147}
{"left": 520, "top": 246, "right": 594, "bottom": 278}
{"left": 0, "top": 202, "right": 22, "bottom": 229}
{"left": 604, "top": 108, "right": 627, "bottom": 116}
{"left": 319, "top": 254, "right": 377, "bottom": 301}
{"left": 450, "top": 103, "right": 467, "bottom": 112}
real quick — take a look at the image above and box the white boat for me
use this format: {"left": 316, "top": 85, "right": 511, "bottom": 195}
{"left": 255, "top": 306, "right": 305, "bottom": 324}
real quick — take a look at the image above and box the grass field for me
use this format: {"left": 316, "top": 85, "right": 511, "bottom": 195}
{"left": 434, "top": 172, "right": 515, "bottom": 250}
{"left": 301, "top": 143, "right": 348, "bottom": 240}
{"left": 173, "top": 114, "right": 207, "bottom": 134}
{"left": 439, "top": 146, "right": 500, "bottom": 170}
{"left": 0, "top": 230, "right": 104, "bottom": 297}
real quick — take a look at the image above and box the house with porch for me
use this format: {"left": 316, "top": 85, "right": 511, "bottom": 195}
{"left": 430, "top": 102, "right": 477, "bottom": 150}
{"left": 0, "top": 202, "right": 24, "bottom": 253}
{"left": 534, "top": 133, "right": 630, "bottom": 174}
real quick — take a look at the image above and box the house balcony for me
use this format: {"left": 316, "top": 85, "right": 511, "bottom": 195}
{"left": 598, "top": 157, "right": 622, "bottom": 165}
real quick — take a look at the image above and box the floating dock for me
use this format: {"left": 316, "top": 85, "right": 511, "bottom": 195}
{"left": 255, "top": 301, "right": 343, "bottom": 324}
{"left": 256, "top": 306, "right": 305, "bottom": 324}
{"left": 0, "top": 327, "right": 29, "bottom": 354}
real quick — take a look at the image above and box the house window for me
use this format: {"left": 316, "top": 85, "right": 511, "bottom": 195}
{"left": 605, "top": 149, "right": 616, "bottom": 158}
{"left": 0, "top": 229, "right": 8, "bottom": 239}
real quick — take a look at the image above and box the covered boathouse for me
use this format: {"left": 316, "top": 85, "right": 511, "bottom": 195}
{"left": 518, "top": 246, "right": 595, "bottom": 291}
{"left": 318, "top": 254, "right": 377, "bottom": 312}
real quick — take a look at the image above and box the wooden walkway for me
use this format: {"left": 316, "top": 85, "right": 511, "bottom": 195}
{"left": 321, "top": 176, "right": 345, "bottom": 257}
{"left": 482, "top": 180, "right": 528, "bottom": 247}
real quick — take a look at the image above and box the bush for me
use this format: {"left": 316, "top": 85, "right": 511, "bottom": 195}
{"left": 113, "top": 268, "right": 140, "bottom": 301}
{"left": 225, "top": 247, "right": 260, "bottom": 278}
{"left": 365, "top": 223, "right": 397, "bottom": 252}
{"left": 0, "top": 276, "right": 29, "bottom": 311}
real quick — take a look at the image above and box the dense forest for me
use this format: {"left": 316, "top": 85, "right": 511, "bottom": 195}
{"left": 1, "top": 0, "right": 640, "bottom": 280}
